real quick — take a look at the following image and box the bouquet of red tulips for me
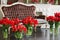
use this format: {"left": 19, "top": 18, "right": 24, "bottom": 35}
{"left": 47, "top": 13, "right": 60, "bottom": 34}
{"left": 54, "top": 13, "right": 60, "bottom": 34}
{"left": 22, "top": 16, "right": 38, "bottom": 36}
{"left": 0, "top": 17, "right": 15, "bottom": 38}
{"left": 0, "top": 17, "right": 27, "bottom": 39}
{"left": 10, "top": 18, "right": 27, "bottom": 39}
{"left": 11, "top": 24, "right": 27, "bottom": 39}
{"left": 0, "top": 16, "right": 38, "bottom": 39}
{"left": 55, "top": 13, "right": 60, "bottom": 28}
{"left": 47, "top": 16, "right": 55, "bottom": 33}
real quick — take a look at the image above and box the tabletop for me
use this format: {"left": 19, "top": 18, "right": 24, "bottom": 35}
{"left": 0, "top": 27, "right": 60, "bottom": 40}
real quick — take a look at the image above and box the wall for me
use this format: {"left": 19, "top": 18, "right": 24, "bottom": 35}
{"left": 26, "top": 4, "right": 60, "bottom": 16}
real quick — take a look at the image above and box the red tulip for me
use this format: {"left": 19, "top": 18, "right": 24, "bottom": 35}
{"left": 11, "top": 25, "right": 18, "bottom": 32}
{"left": 33, "top": 20, "right": 38, "bottom": 27}
{"left": 17, "top": 24, "right": 23, "bottom": 32}
{"left": 22, "top": 16, "right": 38, "bottom": 27}
{"left": 9, "top": 20, "right": 15, "bottom": 26}
{"left": 22, "top": 18, "right": 28, "bottom": 24}
{"left": 1, "top": 17, "right": 10, "bottom": 25}
{"left": 21, "top": 25, "right": 27, "bottom": 33}
{"left": 47, "top": 16, "right": 55, "bottom": 22}
{"left": 12, "top": 18, "right": 21, "bottom": 25}
{"left": 0, "top": 20, "right": 3, "bottom": 24}
{"left": 11, "top": 24, "right": 27, "bottom": 33}
{"left": 55, "top": 17, "right": 60, "bottom": 22}
{"left": 18, "top": 24, "right": 27, "bottom": 32}
{"left": 55, "top": 12, "right": 60, "bottom": 17}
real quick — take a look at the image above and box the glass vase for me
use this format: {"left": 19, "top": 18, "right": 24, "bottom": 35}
{"left": 26, "top": 27, "right": 33, "bottom": 36}
{"left": 55, "top": 22, "right": 59, "bottom": 35}
{"left": 2, "top": 29, "right": 8, "bottom": 40}
{"left": 50, "top": 25, "right": 53, "bottom": 34}
{"left": 48, "top": 21, "right": 54, "bottom": 34}
{"left": 15, "top": 32, "right": 23, "bottom": 40}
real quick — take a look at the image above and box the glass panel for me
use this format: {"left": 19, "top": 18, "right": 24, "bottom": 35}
{"left": 24, "top": 0, "right": 27, "bottom": 3}
{"left": 40, "top": 0, "right": 48, "bottom": 4}
{"left": 27, "top": 0, "right": 50, "bottom": 4}
{"left": 28, "top": 0, "right": 40, "bottom": 4}
{"left": 54, "top": 0, "right": 58, "bottom": 5}
{"left": 47, "top": 0, "right": 59, "bottom": 5}
{"left": 18, "top": 0, "right": 25, "bottom": 3}
{"left": 7, "top": 0, "right": 18, "bottom": 4}
{"left": 58, "top": 0, "right": 60, "bottom": 5}
{"left": 6, "top": 0, "right": 60, "bottom": 5}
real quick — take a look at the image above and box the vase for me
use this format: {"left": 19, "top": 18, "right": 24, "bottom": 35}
{"left": 16, "top": 38, "right": 22, "bottom": 40}
{"left": 50, "top": 25, "right": 53, "bottom": 34}
{"left": 55, "top": 22, "right": 59, "bottom": 35}
{"left": 2, "top": 29, "right": 8, "bottom": 40}
{"left": 15, "top": 32, "right": 23, "bottom": 40}
{"left": 26, "top": 27, "right": 33, "bottom": 36}
{"left": 48, "top": 21, "right": 54, "bottom": 34}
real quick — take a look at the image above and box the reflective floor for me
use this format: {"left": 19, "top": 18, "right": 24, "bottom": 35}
{"left": 0, "top": 27, "right": 60, "bottom": 40}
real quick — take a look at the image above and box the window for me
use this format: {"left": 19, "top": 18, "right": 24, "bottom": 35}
{"left": 24, "top": 0, "right": 59, "bottom": 5}
{"left": 24, "top": 0, "right": 48, "bottom": 4}
{"left": 7, "top": 0, "right": 18, "bottom": 4}
{"left": 1, "top": 0, "right": 59, "bottom": 5}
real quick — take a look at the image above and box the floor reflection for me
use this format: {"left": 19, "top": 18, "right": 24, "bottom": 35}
{"left": 25, "top": 27, "right": 60, "bottom": 40}
{"left": 0, "top": 27, "right": 60, "bottom": 40}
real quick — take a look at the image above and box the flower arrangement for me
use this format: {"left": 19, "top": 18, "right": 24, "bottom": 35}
{"left": 10, "top": 18, "right": 27, "bottom": 39}
{"left": 0, "top": 17, "right": 15, "bottom": 38}
{"left": 54, "top": 13, "right": 60, "bottom": 34}
{"left": 11, "top": 24, "right": 27, "bottom": 39}
{"left": 22, "top": 16, "right": 38, "bottom": 36}
{"left": 0, "top": 16, "right": 38, "bottom": 39}
{"left": 47, "top": 16, "right": 55, "bottom": 33}
{"left": 47, "top": 12, "right": 60, "bottom": 34}
{"left": 0, "top": 17, "right": 26, "bottom": 39}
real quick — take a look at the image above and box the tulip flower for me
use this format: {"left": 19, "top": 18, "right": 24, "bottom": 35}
{"left": 22, "top": 16, "right": 38, "bottom": 27}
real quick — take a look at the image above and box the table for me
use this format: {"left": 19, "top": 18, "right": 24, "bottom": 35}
{"left": 0, "top": 28, "right": 60, "bottom": 40}
{"left": 34, "top": 19, "right": 48, "bottom": 32}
